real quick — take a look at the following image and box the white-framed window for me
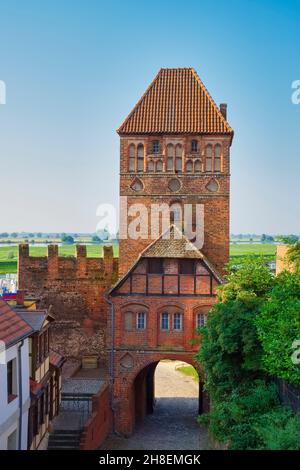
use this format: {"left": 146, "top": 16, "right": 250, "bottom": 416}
{"left": 137, "top": 312, "right": 146, "bottom": 330}
{"left": 173, "top": 313, "right": 183, "bottom": 331}
{"left": 161, "top": 312, "right": 170, "bottom": 330}
{"left": 197, "top": 313, "right": 207, "bottom": 328}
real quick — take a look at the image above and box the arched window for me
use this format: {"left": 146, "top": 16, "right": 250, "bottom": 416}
{"left": 194, "top": 159, "right": 202, "bottom": 173}
{"left": 191, "top": 140, "right": 198, "bottom": 152}
{"left": 152, "top": 140, "right": 160, "bottom": 154}
{"left": 214, "top": 144, "right": 221, "bottom": 172}
{"left": 186, "top": 160, "right": 193, "bottom": 173}
{"left": 156, "top": 160, "right": 163, "bottom": 172}
{"left": 148, "top": 160, "right": 154, "bottom": 172}
{"left": 175, "top": 144, "right": 182, "bottom": 172}
{"left": 129, "top": 144, "right": 135, "bottom": 172}
{"left": 205, "top": 145, "right": 213, "bottom": 172}
{"left": 137, "top": 144, "right": 144, "bottom": 172}
{"left": 197, "top": 313, "right": 207, "bottom": 328}
{"left": 167, "top": 144, "right": 174, "bottom": 171}
{"left": 173, "top": 312, "right": 183, "bottom": 331}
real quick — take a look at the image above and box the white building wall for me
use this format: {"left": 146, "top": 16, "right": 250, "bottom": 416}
{"left": 0, "top": 339, "right": 30, "bottom": 450}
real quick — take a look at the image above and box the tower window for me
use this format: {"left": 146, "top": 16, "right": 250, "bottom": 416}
{"left": 194, "top": 159, "right": 202, "bottom": 173}
{"left": 156, "top": 160, "right": 163, "bottom": 172}
{"left": 148, "top": 160, "right": 154, "bottom": 172}
{"left": 179, "top": 259, "right": 195, "bottom": 274}
{"left": 137, "top": 144, "right": 144, "bottom": 172}
{"left": 167, "top": 144, "right": 174, "bottom": 171}
{"left": 173, "top": 313, "right": 183, "bottom": 331}
{"left": 152, "top": 140, "right": 160, "bottom": 154}
{"left": 148, "top": 258, "right": 163, "bottom": 274}
{"left": 186, "top": 160, "right": 193, "bottom": 173}
{"left": 191, "top": 140, "right": 198, "bottom": 152}
{"left": 129, "top": 144, "right": 135, "bottom": 172}
{"left": 214, "top": 144, "right": 221, "bottom": 172}
{"left": 205, "top": 145, "right": 213, "bottom": 172}
{"left": 161, "top": 312, "right": 170, "bottom": 330}
{"left": 137, "top": 312, "right": 146, "bottom": 330}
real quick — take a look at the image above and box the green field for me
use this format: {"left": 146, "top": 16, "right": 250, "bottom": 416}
{"left": 0, "top": 243, "right": 276, "bottom": 275}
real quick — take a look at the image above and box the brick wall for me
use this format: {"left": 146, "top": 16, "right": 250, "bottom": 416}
{"left": 18, "top": 244, "right": 118, "bottom": 365}
{"left": 80, "top": 384, "right": 112, "bottom": 450}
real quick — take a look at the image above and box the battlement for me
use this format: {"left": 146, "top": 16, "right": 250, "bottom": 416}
{"left": 18, "top": 244, "right": 118, "bottom": 284}
{"left": 18, "top": 244, "right": 119, "bottom": 363}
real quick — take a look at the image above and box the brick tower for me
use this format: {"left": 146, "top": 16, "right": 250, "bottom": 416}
{"left": 118, "top": 68, "right": 233, "bottom": 277}
{"left": 107, "top": 68, "right": 234, "bottom": 436}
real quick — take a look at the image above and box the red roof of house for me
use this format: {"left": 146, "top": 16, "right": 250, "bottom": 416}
{"left": 117, "top": 68, "right": 233, "bottom": 135}
{"left": 0, "top": 299, "right": 33, "bottom": 347}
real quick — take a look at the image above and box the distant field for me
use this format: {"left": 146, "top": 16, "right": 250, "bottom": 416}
{"left": 0, "top": 243, "right": 276, "bottom": 275}
{"left": 230, "top": 243, "right": 276, "bottom": 258}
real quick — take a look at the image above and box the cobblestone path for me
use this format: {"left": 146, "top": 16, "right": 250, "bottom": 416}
{"left": 101, "top": 361, "right": 209, "bottom": 450}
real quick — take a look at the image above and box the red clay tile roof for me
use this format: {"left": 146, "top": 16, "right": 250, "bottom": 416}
{"left": 0, "top": 299, "right": 33, "bottom": 347}
{"left": 117, "top": 68, "right": 233, "bottom": 135}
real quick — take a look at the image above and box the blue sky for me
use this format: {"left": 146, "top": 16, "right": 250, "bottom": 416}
{"left": 0, "top": 0, "right": 299, "bottom": 234}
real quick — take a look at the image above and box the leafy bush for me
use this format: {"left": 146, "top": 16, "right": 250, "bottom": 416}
{"left": 256, "top": 271, "right": 300, "bottom": 385}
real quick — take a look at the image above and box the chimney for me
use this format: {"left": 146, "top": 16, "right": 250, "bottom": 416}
{"left": 220, "top": 103, "right": 227, "bottom": 120}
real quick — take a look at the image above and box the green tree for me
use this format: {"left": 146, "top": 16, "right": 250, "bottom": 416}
{"left": 92, "top": 235, "right": 101, "bottom": 243}
{"left": 256, "top": 271, "right": 300, "bottom": 385}
{"left": 10, "top": 232, "right": 18, "bottom": 238}
{"left": 278, "top": 235, "right": 299, "bottom": 245}
{"left": 61, "top": 235, "right": 74, "bottom": 244}
{"left": 287, "top": 242, "right": 300, "bottom": 270}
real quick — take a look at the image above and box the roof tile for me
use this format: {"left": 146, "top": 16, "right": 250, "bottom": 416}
{"left": 118, "top": 68, "right": 233, "bottom": 135}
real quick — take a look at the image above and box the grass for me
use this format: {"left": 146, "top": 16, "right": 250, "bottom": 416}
{"left": 176, "top": 364, "right": 199, "bottom": 382}
{"left": 0, "top": 242, "right": 276, "bottom": 275}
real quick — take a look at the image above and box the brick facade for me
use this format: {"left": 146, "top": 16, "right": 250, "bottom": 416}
{"left": 18, "top": 244, "right": 118, "bottom": 366}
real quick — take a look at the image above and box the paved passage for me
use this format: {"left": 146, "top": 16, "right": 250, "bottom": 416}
{"left": 101, "top": 361, "right": 209, "bottom": 450}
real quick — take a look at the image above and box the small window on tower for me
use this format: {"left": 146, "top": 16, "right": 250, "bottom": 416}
{"left": 205, "top": 145, "right": 213, "bottom": 172}
{"left": 156, "top": 160, "right": 163, "bottom": 172}
{"left": 194, "top": 159, "right": 202, "bottom": 173}
{"left": 186, "top": 160, "right": 193, "bottom": 173}
{"left": 191, "top": 140, "right": 198, "bottom": 152}
{"left": 137, "top": 144, "right": 144, "bottom": 172}
{"left": 214, "top": 144, "right": 221, "bottom": 172}
{"left": 129, "top": 144, "right": 135, "bottom": 172}
{"left": 148, "top": 258, "right": 163, "bottom": 274}
{"left": 179, "top": 259, "right": 195, "bottom": 274}
{"left": 152, "top": 140, "right": 160, "bottom": 154}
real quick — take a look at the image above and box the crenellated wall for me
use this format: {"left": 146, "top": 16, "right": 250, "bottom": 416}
{"left": 18, "top": 244, "right": 119, "bottom": 366}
